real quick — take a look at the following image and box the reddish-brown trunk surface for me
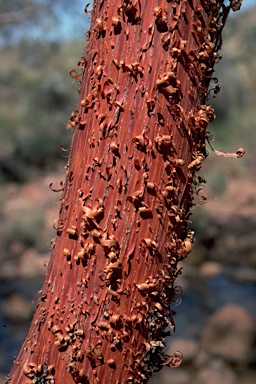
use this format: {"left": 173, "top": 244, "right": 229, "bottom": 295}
{"left": 8, "top": 1, "right": 234, "bottom": 383}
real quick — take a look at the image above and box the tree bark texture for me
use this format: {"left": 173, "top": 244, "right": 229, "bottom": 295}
{"left": 8, "top": 1, "right": 236, "bottom": 383}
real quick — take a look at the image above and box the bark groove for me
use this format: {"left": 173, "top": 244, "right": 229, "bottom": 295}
{"left": 8, "top": 1, "right": 233, "bottom": 383}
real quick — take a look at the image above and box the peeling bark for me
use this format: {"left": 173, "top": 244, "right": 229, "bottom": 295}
{"left": 7, "top": 1, "right": 238, "bottom": 383}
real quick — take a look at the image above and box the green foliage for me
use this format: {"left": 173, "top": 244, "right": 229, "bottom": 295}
{"left": 202, "top": 8, "right": 256, "bottom": 195}
{"left": 210, "top": 9, "right": 256, "bottom": 153}
{"left": 206, "top": 170, "right": 227, "bottom": 196}
{"left": 0, "top": 0, "right": 86, "bottom": 43}
{"left": 0, "top": 39, "right": 84, "bottom": 182}
{"left": 3, "top": 209, "right": 45, "bottom": 250}
{"left": 0, "top": 8, "right": 255, "bottom": 189}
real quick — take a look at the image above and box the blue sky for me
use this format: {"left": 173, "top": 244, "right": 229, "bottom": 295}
{"left": 59, "top": 0, "right": 255, "bottom": 40}
{"left": 29, "top": 0, "right": 256, "bottom": 42}
{"left": 242, "top": 0, "right": 255, "bottom": 8}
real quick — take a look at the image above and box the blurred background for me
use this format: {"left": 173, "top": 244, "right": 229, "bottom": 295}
{"left": 0, "top": 1, "right": 255, "bottom": 383}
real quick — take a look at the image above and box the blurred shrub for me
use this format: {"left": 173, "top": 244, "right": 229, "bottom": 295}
{"left": 0, "top": 39, "right": 84, "bottom": 182}
{"left": 206, "top": 170, "right": 227, "bottom": 196}
{"left": 3, "top": 210, "right": 44, "bottom": 250}
{"left": 210, "top": 9, "right": 256, "bottom": 154}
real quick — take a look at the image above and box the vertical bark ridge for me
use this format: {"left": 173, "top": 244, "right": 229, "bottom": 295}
{"left": 7, "top": 1, "right": 234, "bottom": 383}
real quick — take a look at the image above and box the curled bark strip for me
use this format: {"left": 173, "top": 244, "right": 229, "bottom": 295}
{"left": 231, "top": 0, "right": 243, "bottom": 11}
{"left": 8, "top": 1, "right": 240, "bottom": 383}
{"left": 60, "top": 143, "right": 70, "bottom": 152}
{"left": 69, "top": 69, "right": 83, "bottom": 79}
{"left": 135, "top": 283, "right": 150, "bottom": 291}
{"left": 162, "top": 351, "right": 183, "bottom": 368}
{"left": 49, "top": 182, "right": 64, "bottom": 193}
{"left": 52, "top": 219, "right": 63, "bottom": 232}
{"left": 213, "top": 147, "right": 245, "bottom": 158}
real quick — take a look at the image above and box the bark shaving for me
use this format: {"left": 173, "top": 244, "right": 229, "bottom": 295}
{"left": 7, "top": 1, "right": 236, "bottom": 383}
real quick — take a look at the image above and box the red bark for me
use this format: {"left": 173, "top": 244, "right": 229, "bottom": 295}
{"left": 7, "top": 1, "right": 235, "bottom": 383}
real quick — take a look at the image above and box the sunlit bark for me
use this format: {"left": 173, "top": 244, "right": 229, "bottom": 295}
{"left": 7, "top": 1, "right": 237, "bottom": 383}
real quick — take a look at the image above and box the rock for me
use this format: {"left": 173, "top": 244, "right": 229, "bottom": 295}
{"left": 198, "top": 261, "right": 223, "bottom": 278}
{"left": 149, "top": 367, "right": 191, "bottom": 384}
{"left": 18, "top": 248, "right": 50, "bottom": 278}
{"left": 195, "top": 359, "right": 237, "bottom": 384}
{"left": 227, "top": 266, "right": 256, "bottom": 285}
{"left": 237, "top": 368, "right": 256, "bottom": 384}
{"left": 8, "top": 241, "right": 27, "bottom": 259}
{"left": 0, "top": 260, "right": 17, "bottom": 279}
{"left": 201, "top": 304, "right": 254, "bottom": 364}
{"left": 167, "top": 338, "right": 199, "bottom": 364}
{"left": 194, "top": 349, "right": 212, "bottom": 368}
{"left": 192, "top": 180, "right": 256, "bottom": 269}
{"left": 1, "top": 293, "right": 34, "bottom": 323}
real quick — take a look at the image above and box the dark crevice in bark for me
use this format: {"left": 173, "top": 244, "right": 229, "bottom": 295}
{"left": 7, "top": 1, "right": 238, "bottom": 383}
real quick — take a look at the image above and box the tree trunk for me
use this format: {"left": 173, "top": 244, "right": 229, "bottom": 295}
{"left": 7, "top": 1, "right": 237, "bottom": 383}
